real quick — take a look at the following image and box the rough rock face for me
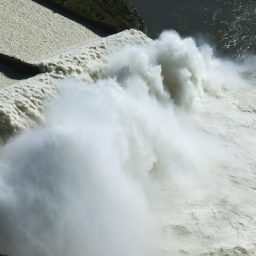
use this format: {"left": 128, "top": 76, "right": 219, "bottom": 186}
{"left": 0, "top": 29, "right": 151, "bottom": 143}
{"left": 0, "top": 0, "right": 101, "bottom": 63}
{"left": 47, "top": 0, "right": 146, "bottom": 33}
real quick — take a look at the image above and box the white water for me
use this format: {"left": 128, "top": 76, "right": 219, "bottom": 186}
{"left": 0, "top": 31, "right": 256, "bottom": 256}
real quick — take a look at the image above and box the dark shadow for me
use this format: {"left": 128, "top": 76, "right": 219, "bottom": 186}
{"left": 0, "top": 53, "right": 42, "bottom": 80}
{"left": 32, "top": 0, "right": 117, "bottom": 36}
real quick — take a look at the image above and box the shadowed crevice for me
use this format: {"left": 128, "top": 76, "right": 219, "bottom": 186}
{"left": 32, "top": 0, "right": 116, "bottom": 36}
{"left": 0, "top": 53, "right": 42, "bottom": 80}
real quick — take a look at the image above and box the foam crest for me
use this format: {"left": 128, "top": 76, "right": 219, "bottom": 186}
{"left": 102, "top": 31, "right": 251, "bottom": 109}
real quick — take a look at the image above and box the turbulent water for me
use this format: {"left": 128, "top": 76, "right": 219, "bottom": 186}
{"left": 0, "top": 31, "right": 256, "bottom": 256}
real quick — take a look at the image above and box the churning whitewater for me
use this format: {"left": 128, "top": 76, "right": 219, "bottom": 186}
{"left": 0, "top": 31, "right": 256, "bottom": 256}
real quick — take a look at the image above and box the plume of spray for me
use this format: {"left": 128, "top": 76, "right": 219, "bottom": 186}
{"left": 0, "top": 31, "right": 253, "bottom": 256}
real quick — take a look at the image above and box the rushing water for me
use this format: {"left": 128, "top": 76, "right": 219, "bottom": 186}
{"left": 0, "top": 30, "right": 256, "bottom": 256}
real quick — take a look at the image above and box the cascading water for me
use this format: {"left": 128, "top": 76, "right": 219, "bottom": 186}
{"left": 0, "top": 31, "right": 255, "bottom": 256}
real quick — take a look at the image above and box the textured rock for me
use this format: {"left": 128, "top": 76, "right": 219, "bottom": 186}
{"left": 0, "top": 0, "right": 100, "bottom": 63}
{"left": 48, "top": 0, "right": 146, "bottom": 33}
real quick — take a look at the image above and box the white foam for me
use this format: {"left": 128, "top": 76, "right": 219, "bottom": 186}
{"left": 0, "top": 30, "right": 256, "bottom": 256}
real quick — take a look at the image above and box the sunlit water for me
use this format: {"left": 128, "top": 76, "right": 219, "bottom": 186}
{"left": 0, "top": 31, "right": 256, "bottom": 256}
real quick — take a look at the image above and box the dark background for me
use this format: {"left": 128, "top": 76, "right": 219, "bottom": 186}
{"left": 128, "top": 0, "right": 256, "bottom": 60}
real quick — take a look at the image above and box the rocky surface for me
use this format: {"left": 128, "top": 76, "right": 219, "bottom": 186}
{"left": 0, "top": 0, "right": 100, "bottom": 63}
{"left": 48, "top": 0, "right": 146, "bottom": 33}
